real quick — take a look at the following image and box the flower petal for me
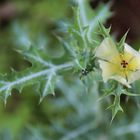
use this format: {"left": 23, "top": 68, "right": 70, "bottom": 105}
{"left": 124, "top": 43, "right": 140, "bottom": 57}
{"left": 124, "top": 43, "right": 140, "bottom": 70}
{"left": 99, "top": 60, "right": 131, "bottom": 88}
{"left": 111, "top": 75, "right": 131, "bottom": 88}
{"left": 128, "top": 70, "right": 140, "bottom": 84}
{"left": 95, "top": 38, "right": 119, "bottom": 61}
{"left": 99, "top": 60, "right": 119, "bottom": 82}
{"left": 124, "top": 43, "right": 140, "bottom": 83}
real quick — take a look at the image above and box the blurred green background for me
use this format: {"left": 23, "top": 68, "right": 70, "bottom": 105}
{"left": 0, "top": 0, "right": 140, "bottom": 140}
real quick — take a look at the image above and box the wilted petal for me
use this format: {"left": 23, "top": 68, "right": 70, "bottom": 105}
{"left": 95, "top": 38, "right": 119, "bottom": 61}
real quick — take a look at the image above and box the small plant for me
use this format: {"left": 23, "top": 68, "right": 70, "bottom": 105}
{"left": 0, "top": 0, "right": 139, "bottom": 122}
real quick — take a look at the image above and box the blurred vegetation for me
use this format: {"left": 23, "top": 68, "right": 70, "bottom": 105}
{"left": 0, "top": 0, "right": 140, "bottom": 140}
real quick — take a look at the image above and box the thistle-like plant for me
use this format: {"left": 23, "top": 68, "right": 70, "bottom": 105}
{"left": 0, "top": 0, "right": 138, "bottom": 121}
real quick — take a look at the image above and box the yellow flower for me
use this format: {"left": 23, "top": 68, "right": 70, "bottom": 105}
{"left": 95, "top": 38, "right": 140, "bottom": 88}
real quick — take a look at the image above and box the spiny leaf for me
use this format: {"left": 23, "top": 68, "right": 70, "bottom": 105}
{"left": 117, "top": 30, "right": 129, "bottom": 53}
{"left": 107, "top": 94, "right": 123, "bottom": 123}
{"left": 88, "top": 2, "right": 112, "bottom": 39}
{"left": 74, "top": 0, "right": 88, "bottom": 26}
{"left": 98, "top": 80, "right": 117, "bottom": 101}
{"left": 98, "top": 22, "right": 111, "bottom": 38}
{"left": 98, "top": 88, "right": 114, "bottom": 102}
{"left": 0, "top": 62, "right": 73, "bottom": 103}
{"left": 16, "top": 44, "right": 53, "bottom": 68}
{"left": 56, "top": 36, "right": 76, "bottom": 58}
{"left": 39, "top": 74, "right": 56, "bottom": 103}
{"left": 72, "top": 7, "right": 82, "bottom": 33}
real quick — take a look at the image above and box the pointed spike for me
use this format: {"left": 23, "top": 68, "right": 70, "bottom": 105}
{"left": 117, "top": 29, "right": 129, "bottom": 52}
{"left": 98, "top": 21, "right": 111, "bottom": 38}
